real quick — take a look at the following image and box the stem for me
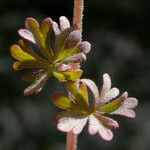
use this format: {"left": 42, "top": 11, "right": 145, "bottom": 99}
{"left": 73, "top": 0, "right": 84, "bottom": 32}
{"left": 66, "top": 131, "right": 77, "bottom": 150}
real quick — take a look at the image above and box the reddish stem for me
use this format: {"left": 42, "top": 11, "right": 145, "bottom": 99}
{"left": 73, "top": 0, "right": 84, "bottom": 32}
{"left": 66, "top": 132, "right": 77, "bottom": 150}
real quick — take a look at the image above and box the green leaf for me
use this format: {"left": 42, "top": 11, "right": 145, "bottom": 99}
{"left": 79, "top": 83, "right": 88, "bottom": 104}
{"left": 53, "top": 70, "right": 82, "bottom": 81}
{"left": 18, "top": 39, "right": 47, "bottom": 62}
{"left": 65, "top": 81, "right": 79, "bottom": 95}
{"left": 65, "top": 81, "right": 89, "bottom": 110}
{"left": 52, "top": 92, "right": 75, "bottom": 110}
{"left": 98, "top": 98, "right": 124, "bottom": 113}
{"left": 10, "top": 45, "right": 35, "bottom": 61}
{"left": 25, "top": 17, "right": 53, "bottom": 60}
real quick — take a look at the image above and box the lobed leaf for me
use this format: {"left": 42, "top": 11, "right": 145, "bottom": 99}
{"left": 88, "top": 115, "right": 113, "bottom": 141}
{"left": 25, "top": 17, "right": 53, "bottom": 60}
{"left": 57, "top": 114, "right": 88, "bottom": 134}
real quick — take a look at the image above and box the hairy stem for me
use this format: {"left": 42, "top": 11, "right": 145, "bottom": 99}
{"left": 73, "top": 0, "right": 84, "bottom": 32}
{"left": 66, "top": 132, "right": 77, "bottom": 150}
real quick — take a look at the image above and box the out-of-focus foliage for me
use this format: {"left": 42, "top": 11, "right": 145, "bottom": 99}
{"left": 0, "top": 0, "right": 150, "bottom": 150}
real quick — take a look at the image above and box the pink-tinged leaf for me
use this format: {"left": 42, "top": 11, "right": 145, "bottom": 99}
{"left": 88, "top": 115, "right": 99, "bottom": 135}
{"left": 110, "top": 107, "right": 136, "bottom": 118}
{"left": 79, "top": 41, "right": 91, "bottom": 54}
{"left": 57, "top": 116, "right": 88, "bottom": 134}
{"left": 52, "top": 92, "right": 75, "bottom": 110}
{"left": 40, "top": 18, "right": 53, "bottom": 35}
{"left": 123, "top": 97, "right": 138, "bottom": 109}
{"left": 81, "top": 79, "right": 100, "bottom": 104}
{"left": 95, "top": 113, "right": 119, "bottom": 129}
{"left": 65, "top": 30, "right": 82, "bottom": 48}
{"left": 21, "top": 69, "right": 48, "bottom": 82}
{"left": 52, "top": 21, "right": 61, "bottom": 35}
{"left": 98, "top": 124, "right": 113, "bottom": 141}
{"left": 100, "top": 73, "right": 111, "bottom": 100}
{"left": 13, "top": 60, "right": 49, "bottom": 70}
{"left": 25, "top": 17, "right": 40, "bottom": 38}
{"left": 18, "top": 29, "right": 36, "bottom": 44}
{"left": 64, "top": 53, "right": 86, "bottom": 63}
{"left": 88, "top": 115, "right": 113, "bottom": 141}
{"left": 24, "top": 73, "right": 49, "bottom": 96}
{"left": 100, "top": 87, "right": 120, "bottom": 103}
{"left": 59, "top": 16, "right": 70, "bottom": 31}
{"left": 55, "top": 63, "right": 72, "bottom": 72}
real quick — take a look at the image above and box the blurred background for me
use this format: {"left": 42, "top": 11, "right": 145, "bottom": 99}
{"left": 0, "top": 0, "right": 150, "bottom": 149}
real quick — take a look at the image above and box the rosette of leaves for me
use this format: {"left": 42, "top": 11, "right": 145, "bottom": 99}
{"left": 10, "top": 16, "right": 91, "bottom": 96}
{"left": 52, "top": 73, "right": 138, "bottom": 141}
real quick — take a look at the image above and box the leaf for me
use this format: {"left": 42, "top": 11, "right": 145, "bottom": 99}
{"left": 79, "top": 83, "right": 88, "bottom": 104}
{"left": 13, "top": 60, "right": 49, "bottom": 70}
{"left": 65, "top": 81, "right": 89, "bottom": 110}
{"left": 18, "top": 39, "right": 47, "bottom": 62}
{"left": 25, "top": 17, "right": 53, "bottom": 60}
{"left": 95, "top": 113, "right": 119, "bottom": 129}
{"left": 10, "top": 45, "right": 36, "bottom": 61}
{"left": 81, "top": 79, "right": 100, "bottom": 105}
{"left": 52, "top": 92, "right": 75, "bottom": 110}
{"left": 98, "top": 98, "right": 124, "bottom": 113}
{"left": 56, "top": 30, "right": 82, "bottom": 61}
{"left": 53, "top": 70, "right": 82, "bottom": 81}
{"left": 54, "top": 25, "right": 78, "bottom": 59}
{"left": 78, "top": 41, "right": 91, "bottom": 54}
{"left": 57, "top": 114, "right": 88, "bottom": 134}
{"left": 59, "top": 16, "right": 70, "bottom": 31}
{"left": 53, "top": 110, "right": 85, "bottom": 123}
{"left": 123, "top": 97, "right": 138, "bottom": 109}
{"left": 100, "top": 87, "right": 120, "bottom": 103}
{"left": 65, "top": 81, "right": 79, "bottom": 95}
{"left": 21, "top": 69, "right": 50, "bottom": 82}
{"left": 99, "top": 73, "right": 111, "bottom": 100}
{"left": 110, "top": 107, "right": 136, "bottom": 118}
{"left": 24, "top": 73, "right": 49, "bottom": 96}
{"left": 18, "top": 29, "right": 36, "bottom": 44}
{"left": 88, "top": 115, "right": 113, "bottom": 141}
{"left": 64, "top": 53, "right": 86, "bottom": 63}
